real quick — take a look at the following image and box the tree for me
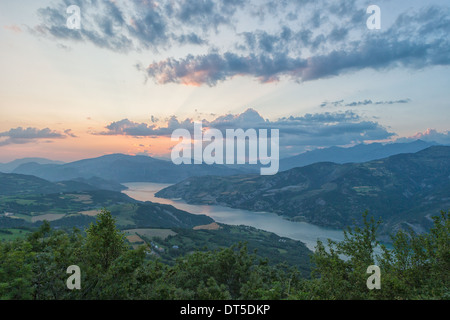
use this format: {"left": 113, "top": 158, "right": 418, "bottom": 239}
{"left": 308, "top": 210, "right": 449, "bottom": 299}
{"left": 310, "top": 211, "right": 381, "bottom": 299}
{"left": 79, "top": 209, "right": 128, "bottom": 299}
{"left": 377, "top": 210, "right": 449, "bottom": 299}
{"left": 1, "top": 207, "right": 447, "bottom": 300}
{"left": 0, "top": 240, "right": 33, "bottom": 299}
{"left": 83, "top": 208, "right": 127, "bottom": 272}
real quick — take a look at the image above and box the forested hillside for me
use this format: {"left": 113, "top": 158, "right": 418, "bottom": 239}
{"left": 157, "top": 146, "right": 450, "bottom": 236}
{"left": 1, "top": 209, "right": 448, "bottom": 300}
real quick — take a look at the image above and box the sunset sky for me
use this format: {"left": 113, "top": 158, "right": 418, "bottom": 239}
{"left": 0, "top": 0, "right": 449, "bottom": 163}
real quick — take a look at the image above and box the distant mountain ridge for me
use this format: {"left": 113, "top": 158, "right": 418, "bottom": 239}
{"left": 156, "top": 146, "right": 450, "bottom": 237}
{"left": 12, "top": 153, "right": 249, "bottom": 183}
{"left": 279, "top": 139, "right": 436, "bottom": 171}
{"left": 0, "top": 157, "right": 64, "bottom": 173}
{"left": 8, "top": 140, "right": 439, "bottom": 183}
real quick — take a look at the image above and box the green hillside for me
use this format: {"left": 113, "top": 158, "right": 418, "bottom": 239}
{"left": 0, "top": 175, "right": 312, "bottom": 273}
{"left": 156, "top": 146, "right": 450, "bottom": 236}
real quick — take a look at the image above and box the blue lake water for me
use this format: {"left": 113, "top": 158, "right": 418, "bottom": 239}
{"left": 122, "top": 182, "right": 345, "bottom": 251}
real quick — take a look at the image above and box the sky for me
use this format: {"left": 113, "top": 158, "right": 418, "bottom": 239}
{"left": 0, "top": 0, "right": 449, "bottom": 163}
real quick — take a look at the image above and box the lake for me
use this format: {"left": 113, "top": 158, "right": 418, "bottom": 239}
{"left": 122, "top": 182, "right": 345, "bottom": 251}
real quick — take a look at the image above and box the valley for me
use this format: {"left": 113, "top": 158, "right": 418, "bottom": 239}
{"left": 0, "top": 172, "right": 313, "bottom": 272}
{"left": 156, "top": 146, "right": 450, "bottom": 238}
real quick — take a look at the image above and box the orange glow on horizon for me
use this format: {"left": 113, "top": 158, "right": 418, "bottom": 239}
{"left": 0, "top": 132, "right": 176, "bottom": 163}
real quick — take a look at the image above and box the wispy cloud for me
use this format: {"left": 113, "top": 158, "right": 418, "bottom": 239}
{"left": 320, "top": 99, "right": 411, "bottom": 108}
{"left": 3, "top": 24, "right": 22, "bottom": 33}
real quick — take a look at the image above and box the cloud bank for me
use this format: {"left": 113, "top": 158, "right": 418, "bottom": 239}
{"left": 32, "top": 0, "right": 450, "bottom": 86}
{"left": 98, "top": 108, "right": 395, "bottom": 156}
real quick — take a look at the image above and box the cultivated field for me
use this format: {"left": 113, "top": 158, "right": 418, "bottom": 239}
{"left": 31, "top": 213, "right": 66, "bottom": 223}
{"left": 125, "top": 228, "right": 177, "bottom": 240}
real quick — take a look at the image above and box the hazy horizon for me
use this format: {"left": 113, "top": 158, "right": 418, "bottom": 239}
{"left": 0, "top": 138, "right": 443, "bottom": 165}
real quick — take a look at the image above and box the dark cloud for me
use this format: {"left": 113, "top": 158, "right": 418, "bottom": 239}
{"left": 208, "top": 108, "right": 267, "bottom": 130}
{"left": 264, "top": 111, "right": 394, "bottom": 151}
{"left": 97, "top": 117, "right": 195, "bottom": 137}
{"left": 0, "top": 127, "right": 70, "bottom": 146}
{"left": 32, "top": 1, "right": 450, "bottom": 86}
{"left": 345, "top": 100, "right": 375, "bottom": 107}
{"left": 166, "top": 0, "right": 245, "bottom": 31}
{"left": 34, "top": 1, "right": 133, "bottom": 52}
{"left": 176, "top": 33, "right": 208, "bottom": 46}
{"left": 145, "top": 52, "right": 307, "bottom": 86}
{"left": 33, "top": 0, "right": 246, "bottom": 52}
{"left": 143, "top": 3, "right": 449, "bottom": 85}
{"left": 98, "top": 108, "right": 394, "bottom": 155}
{"left": 328, "top": 27, "right": 349, "bottom": 43}
{"left": 144, "top": 7, "right": 450, "bottom": 86}
{"left": 248, "top": 0, "right": 315, "bottom": 22}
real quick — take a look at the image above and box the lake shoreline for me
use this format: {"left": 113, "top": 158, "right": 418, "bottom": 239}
{"left": 122, "top": 182, "right": 345, "bottom": 251}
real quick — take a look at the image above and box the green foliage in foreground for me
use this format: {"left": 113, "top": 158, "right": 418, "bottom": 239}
{"left": 0, "top": 209, "right": 448, "bottom": 300}
{"left": 307, "top": 211, "right": 449, "bottom": 299}
{"left": 140, "top": 225, "right": 311, "bottom": 276}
